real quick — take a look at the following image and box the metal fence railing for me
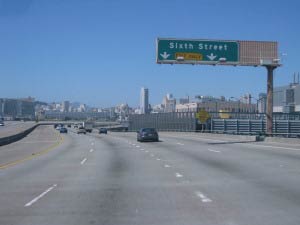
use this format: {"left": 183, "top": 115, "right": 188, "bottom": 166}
{"left": 211, "top": 119, "right": 300, "bottom": 137}
{"left": 128, "top": 112, "right": 300, "bottom": 137}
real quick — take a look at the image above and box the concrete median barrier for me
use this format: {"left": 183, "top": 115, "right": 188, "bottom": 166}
{"left": 0, "top": 124, "right": 39, "bottom": 146}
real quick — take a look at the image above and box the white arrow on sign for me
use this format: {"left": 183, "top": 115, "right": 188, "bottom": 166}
{"left": 207, "top": 53, "right": 217, "bottom": 61}
{"left": 160, "top": 52, "right": 170, "bottom": 59}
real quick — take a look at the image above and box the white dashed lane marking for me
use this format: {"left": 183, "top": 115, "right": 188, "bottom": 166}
{"left": 25, "top": 184, "right": 57, "bottom": 207}
{"left": 80, "top": 158, "right": 87, "bottom": 165}
{"left": 175, "top": 173, "right": 183, "bottom": 178}
{"left": 195, "top": 191, "right": 212, "bottom": 203}
{"left": 208, "top": 149, "right": 221, "bottom": 153}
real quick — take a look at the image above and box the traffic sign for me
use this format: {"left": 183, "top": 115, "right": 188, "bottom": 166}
{"left": 157, "top": 38, "right": 239, "bottom": 65}
{"left": 196, "top": 110, "right": 210, "bottom": 124}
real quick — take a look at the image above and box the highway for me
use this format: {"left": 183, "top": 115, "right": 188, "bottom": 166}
{"left": 0, "top": 126, "right": 300, "bottom": 225}
{"left": 0, "top": 121, "right": 36, "bottom": 138}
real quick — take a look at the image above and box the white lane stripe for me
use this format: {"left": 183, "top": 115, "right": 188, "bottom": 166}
{"left": 136, "top": 146, "right": 140, "bottom": 148}
{"left": 156, "top": 158, "right": 161, "bottom": 161}
{"left": 140, "top": 148, "right": 144, "bottom": 151}
{"left": 165, "top": 133, "right": 300, "bottom": 151}
{"left": 176, "top": 142, "right": 184, "bottom": 146}
{"left": 195, "top": 191, "right": 212, "bottom": 203}
{"left": 245, "top": 143, "right": 300, "bottom": 151}
{"left": 25, "top": 184, "right": 57, "bottom": 207}
{"left": 164, "top": 164, "right": 171, "bottom": 168}
{"left": 175, "top": 173, "right": 183, "bottom": 178}
{"left": 81, "top": 158, "right": 87, "bottom": 165}
{"left": 145, "top": 150, "right": 149, "bottom": 153}
{"left": 90, "top": 149, "right": 94, "bottom": 153}
{"left": 91, "top": 143, "right": 94, "bottom": 146}
{"left": 208, "top": 149, "right": 221, "bottom": 153}
{"left": 150, "top": 154, "right": 155, "bottom": 157}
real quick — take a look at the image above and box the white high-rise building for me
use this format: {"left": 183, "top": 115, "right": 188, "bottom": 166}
{"left": 140, "top": 87, "right": 149, "bottom": 114}
{"left": 62, "top": 101, "right": 70, "bottom": 112}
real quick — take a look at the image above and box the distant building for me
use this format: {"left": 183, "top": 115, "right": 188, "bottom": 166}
{"left": 258, "top": 93, "right": 267, "bottom": 113}
{"left": 0, "top": 98, "right": 35, "bottom": 120}
{"left": 78, "top": 104, "right": 86, "bottom": 112}
{"left": 179, "top": 97, "right": 189, "bottom": 104}
{"left": 62, "top": 101, "right": 70, "bottom": 112}
{"left": 176, "top": 100, "right": 256, "bottom": 114}
{"left": 162, "top": 93, "right": 176, "bottom": 113}
{"left": 140, "top": 87, "right": 149, "bottom": 114}
{"left": 273, "top": 78, "right": 300, "bottom": 113}
{"left": 242, "top": 93, "right": 252, "bottom": 104}
{"left": 152, "top": 104, "right": 164, "bottom": 113}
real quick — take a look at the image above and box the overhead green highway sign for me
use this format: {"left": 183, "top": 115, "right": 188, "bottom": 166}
{"left": 156, "top": 38, "right": 239, "bottom": 65}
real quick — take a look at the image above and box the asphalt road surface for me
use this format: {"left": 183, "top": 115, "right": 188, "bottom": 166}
{"left": 0, "top": 126, "right": 300, "bottom": 225}
{"left": 0, "top": 121, "right": 36, "bottom": 138}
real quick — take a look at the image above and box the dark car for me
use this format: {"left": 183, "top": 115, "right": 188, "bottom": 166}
{"left": 59, "top": 127, "right": 68, "bottom": 133}
{"left": 137, "top": 128, "right": 159, "bottom": 142}
{"left": 99, "top": 128, "right": 108, "bottom": 134}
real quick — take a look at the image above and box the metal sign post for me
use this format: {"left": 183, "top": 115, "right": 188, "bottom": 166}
{"left": 266, "top": 66, "right": 277, "bottom": 135}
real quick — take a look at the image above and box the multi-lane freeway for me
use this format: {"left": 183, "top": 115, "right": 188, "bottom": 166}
{"left": 0, "top": 125, "right": 300, "bottom": 225}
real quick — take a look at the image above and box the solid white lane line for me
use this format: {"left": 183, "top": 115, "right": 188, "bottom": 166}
{"left": 175, "top": 173, "right": 183, "bottom": 178}
{"left": 81, "top": 158, "right": 87, "bottom": 165}
{"left": 208, "top": 149, "right": 221, "bottom": 153}
{"left": 25, "top": 184, "right": 57, "bottom": 207}
{"left": 90, "top": 149, "right": 94, "bottom": 153}
{"left": 164, "top": 164, "right": 171, "bottom": 168}
{"left": 245, "top": 143, "right": 300, "bottom": 151}
{"left": 195, "top": 191, "right": 212, "bottom": 203}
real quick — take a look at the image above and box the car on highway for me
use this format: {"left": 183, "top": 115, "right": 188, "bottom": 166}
{"left": 99, "top": 128, "right": 108, "bottom": 134}
{"left": 0, "top": 121, "right": 4, "bottom": 126}
{"left": 137, "top": 128, "right": 159, "bottom": 142}
{"left": 77, "top": 128, "right": 86, "bottom": 134}
{"left": 59, "top": 127, "right": 68, "bottom": 133}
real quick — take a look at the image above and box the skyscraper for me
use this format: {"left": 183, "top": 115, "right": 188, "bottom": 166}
{"left": 62, "top": 101, "right": 70, "bottom": 112}
{"left": 140, "top": 87, "right": 149, "bottom": 114}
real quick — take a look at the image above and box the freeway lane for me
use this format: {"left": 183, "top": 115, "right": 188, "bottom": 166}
{"left": 0, "top": 121, "right": 36, "bottom": 138}
{"left": 0, "top": 125, "right": 62, "bottom": 168}
{"left": 0, "top": 128, "right": 300, "bottom": 225}
{"left": 109, "top": 132, "right": 300, "bottom": 225}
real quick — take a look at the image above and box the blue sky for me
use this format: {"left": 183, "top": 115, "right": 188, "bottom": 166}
{"left": 0, "top": 0, "right": 299, "bottom": 107}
